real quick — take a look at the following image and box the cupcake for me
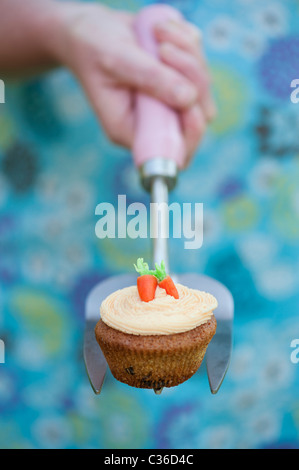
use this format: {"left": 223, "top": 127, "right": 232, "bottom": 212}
{"left": 95, "top": 259, "right": 217, "bottom": 392}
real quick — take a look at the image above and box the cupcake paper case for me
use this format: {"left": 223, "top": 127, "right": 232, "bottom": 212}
{"left": 94, "top": 260, "right": 218, "bottom": 392}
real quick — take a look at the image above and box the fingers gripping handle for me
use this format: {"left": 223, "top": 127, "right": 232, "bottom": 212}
{"left": 133, "top": 5, "right": 186, "bottom": 170}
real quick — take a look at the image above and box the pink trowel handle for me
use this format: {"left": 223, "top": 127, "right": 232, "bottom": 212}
{"left": 133, "top": 5, "right": 186, "bottom": 170}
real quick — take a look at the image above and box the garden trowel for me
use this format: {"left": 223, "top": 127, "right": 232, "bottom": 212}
{"left": 84, "top": 4, "right": 234, "bottom": 395}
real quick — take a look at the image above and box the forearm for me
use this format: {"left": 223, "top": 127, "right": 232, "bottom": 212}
{"left": 0, "top": 0, "right": 67, "bottom": 78}
{"left": 0, "top": 1, "right": 214, "bottom": 159}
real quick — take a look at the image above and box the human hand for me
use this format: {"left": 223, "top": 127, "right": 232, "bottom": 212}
{"left": 54, "top": 3, "right": 216, "bottom": 166}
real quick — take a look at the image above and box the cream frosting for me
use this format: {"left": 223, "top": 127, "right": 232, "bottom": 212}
{"left": 100, "top": 283, "right": 218, "bottom": 336}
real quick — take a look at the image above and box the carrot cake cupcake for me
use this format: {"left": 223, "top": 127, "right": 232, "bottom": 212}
{"left": 95, "top": 259, "right": 217, "bottom": 392}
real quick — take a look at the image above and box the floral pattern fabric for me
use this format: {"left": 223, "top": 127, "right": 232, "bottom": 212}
{"left": 0, "top": 0, "right": 299, "bottom": 449}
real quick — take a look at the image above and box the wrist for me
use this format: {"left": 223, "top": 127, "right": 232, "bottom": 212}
{"left": 0, "top": 0, "right": 74, "bottom": 76}
{"left": 44, "top": 1, "right": 110, "bottom": 68}
{"left": 34, "top": 0, "right": 77, "bottom": 67}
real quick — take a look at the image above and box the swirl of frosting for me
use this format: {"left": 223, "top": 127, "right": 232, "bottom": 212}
{"left": 100, "top": 283, "right": 218, "bottom": 336}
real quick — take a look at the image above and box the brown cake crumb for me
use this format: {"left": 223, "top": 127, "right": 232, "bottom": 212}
{"left": 95, "top": 316, "right": 217, "bottom": 389}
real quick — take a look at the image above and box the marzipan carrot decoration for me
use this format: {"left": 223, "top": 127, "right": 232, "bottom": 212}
{"left": 154, "top": 260, "right": 179, "bottom": 299}
{"left": 134, "top": 258, "right": 158, "bottom": 302}
{"left": 134, "top": 258, "right": 179, "bottom": 301}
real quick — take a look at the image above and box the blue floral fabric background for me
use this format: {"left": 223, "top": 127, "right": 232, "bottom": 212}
{"left": 1, "top": 0, "right": 299, "bottom": 449}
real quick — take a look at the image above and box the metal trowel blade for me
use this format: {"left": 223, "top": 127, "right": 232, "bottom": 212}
{"left": 83, "top": 274, "right": 137, "bottom": 394}
{"left": 176, "top": 273, "right": 234, "bottom": 394}
{"left": 84, "top": 273, "right": 233, "bottom": 395}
